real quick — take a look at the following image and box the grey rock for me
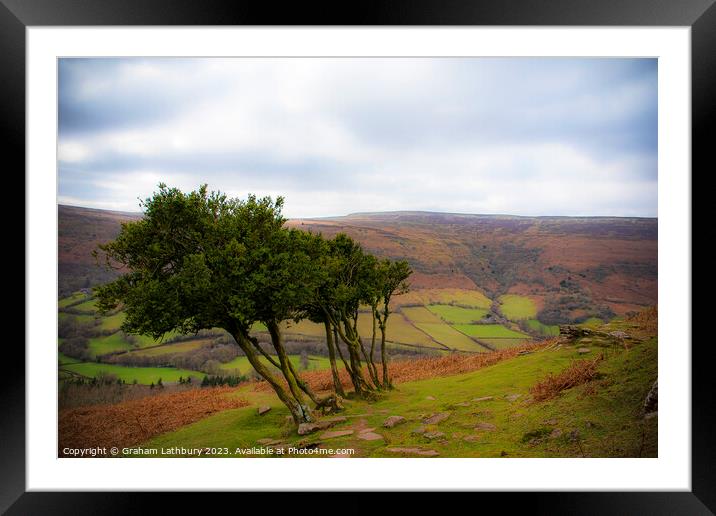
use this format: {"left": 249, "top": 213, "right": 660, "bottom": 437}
{"left": 383, "top": 415, "right": 407, "bottom": 428}
{"left": 423, "top": 412, "right": 450, "bottom": 425}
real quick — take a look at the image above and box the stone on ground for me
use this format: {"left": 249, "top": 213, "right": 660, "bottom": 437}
{"left": 472, "top": 396, "right": 493, "bottom": 402}
{"left": 383, "top": 415, "right": 407, "bottom": 428}
{"left": 357, "top": 431, "right": 384, "bottom": 441}
{"left": 320, "top": 429, "right": 354, "bottom": 440}
{"left": 425, "top": 396, "right": 436, "bottom": 400}
{"left": 257, "top": 406, "right": 271, "bottom": 416}
{"left": 423, "top": 412, "right": 450, "bottom": 425}
{"left": 504, "top": 394, "right": 521, "bottom": 402}
{"left": 297, "top": 416, "right": 348, "bottom": 435}
{"left": 474, "top": 422, "right": 496, "bottom": 431}
{"left": 423, "top": 431, "right": 446, "bottom": 440}
{"left": 577, "top": 348, "right": 591, "bottom": 354}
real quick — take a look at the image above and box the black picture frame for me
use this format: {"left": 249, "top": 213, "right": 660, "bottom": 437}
{"left": 5, "top": 0, "right": 707, "bottom": 512}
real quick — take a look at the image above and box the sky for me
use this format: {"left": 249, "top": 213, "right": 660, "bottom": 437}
{"left": 58, "top": 58, "right": 657, "bottom": 218}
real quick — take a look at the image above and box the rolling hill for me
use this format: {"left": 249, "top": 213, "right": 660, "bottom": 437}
{"left": 59, "top": 204, "right": 657, "bottom": 326}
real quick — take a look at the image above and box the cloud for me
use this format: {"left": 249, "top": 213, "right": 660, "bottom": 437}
{"left": 58, "top": 57, "right": 658, "bottom": 217}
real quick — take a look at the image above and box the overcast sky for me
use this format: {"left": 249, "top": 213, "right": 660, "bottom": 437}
{"left": 58, "top": 58, "right": 657, "bottom": 218}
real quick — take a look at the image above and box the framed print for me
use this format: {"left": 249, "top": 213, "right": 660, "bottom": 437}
{"left": 5, "top": 0, "right": 709, "bottom": 512}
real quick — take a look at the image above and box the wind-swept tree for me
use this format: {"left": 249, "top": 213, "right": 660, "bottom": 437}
{"left": 94, "top": 184, "right": 333, "bottom": 425}
{"left": 313, "top": 234, "right": 376, "bottom": 397}
{"left": 375, "top": 259, "right": 412, "bottom": 388}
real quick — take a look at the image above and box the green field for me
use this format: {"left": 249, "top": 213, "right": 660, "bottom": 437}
{"left": 99, "top": 312, "right": 126, "bottom": 332}
{"left": 59, "top": 311, "right": 96, "bottom": 324}
{"left": 398, "top": 288, "right": 493, "bottom": 309}
{"left": 58, "top": 352, "right": 81, "bottom": 365}
{"left": 61, "top": 362, "right": 203, "bottom": 384}
{"left": 218, "top": 354, "right": 331, "bottom": 375}
{"left": 525, "top": 319, "right": 560, "bottom": 336}
{"left": 452, "top": 324, "right": 530, "bottom": 339}
{"left": 58, "top": 292, "right": 87, "bottom": 308}
{"left": 427, "top": 304, "right": 489, "bottom": 324}
{"left": 401, "top": 306, "right": 445, "bottom": 324}
{"left": 498, "top": 294, "right": 537, "bottom": 320}
{"left": 129, "top": 339, "right": 212, "bottom": 357}
{"left": 72, "top": 298, "right": 100, "bottom": 314}
{"left": 87, "top": 333, "right": 133, "bottom": 357}
{"left": 413, "top": 323, "right": 488, "bottom": 352}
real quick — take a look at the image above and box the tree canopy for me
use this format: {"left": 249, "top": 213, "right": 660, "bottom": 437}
{"left": 95, "top": 184, "right": 412, "bottom": 425}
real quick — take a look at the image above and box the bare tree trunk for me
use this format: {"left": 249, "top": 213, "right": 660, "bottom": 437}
{"left": 324, "top": 319, "right": 346, "bottom": 397}
{"left": 265, "top": 321, "right": 313, "bottom": 423}
{"left": 232, "top": 331, "right": 312, "bottom": 424}
{"left": 379, "top": 322, "right": 392, "bottom": 389}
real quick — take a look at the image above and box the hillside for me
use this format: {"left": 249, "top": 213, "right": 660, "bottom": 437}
{"left": 59, "top": 204, "right": 657, "bottom": 325}
{"left": 59, "top": 312, "right": 658, "bottom": 458}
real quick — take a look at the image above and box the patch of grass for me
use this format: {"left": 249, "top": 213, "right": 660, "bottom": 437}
{"left": 414, "top": 323, "right": 489, "bottom": 352}
{"left": 128, "top": 339, "right": 212, "bottom": 357}
{"left": 397, "top": 288, "right": 493, "bottom": 309}
{"left": 427, "top": 304, "right": 489, "bottom": 324}
{"left": 521, "top": 427, "right": 552, "bottom": 443}
{"left": 581, "top": 317, "right": 604, "bottom": 328}
{"left": 218, "top": 355, "right": 331, "bottom": 375}
{"left": 58, "top": 312, "right": 96, "bottom": 324}
{"left": 61, "top": 362, "right": 203, "bottom": 385}
{"left": 498, "top": 294, "right": 537, "bottom": 320}
{"left": 88, "top": 333, "right": 133, "bottom": 357}
{"left": 453, "top": 324, "right": 529, "bottom": 339}
{"left": 479, "top": 337, "right": 530, "bottom": 350}
{"left": 58, "top": 352, "right": 81, "bottom": 365}
{"left": 72, "top": 298, "right": 100, "bottom": 314}
{"left": 99, "top": 312, "right": 126, "bottom": 332}
{"left": 401, "top": 306, "right": 445, "bottom": 324}
{"left": 526, "top": 319, "right": 560, "bottom": 336}
{"left": 58, "top": 292, "right": 88, "bottom": 308}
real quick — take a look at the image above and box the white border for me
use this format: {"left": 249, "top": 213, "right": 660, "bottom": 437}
{"left": 27, "top": 27, "right": 691, "bottom": 491}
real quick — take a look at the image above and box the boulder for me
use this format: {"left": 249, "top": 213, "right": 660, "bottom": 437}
{"left": 257, "top": 406, "right": 272, "bottom": 416}
{"left": 383, "top": 415, "right": 407, "bottom": 428}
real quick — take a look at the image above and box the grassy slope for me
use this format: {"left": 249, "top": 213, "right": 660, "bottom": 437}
{"left": 141, "top": 333, "right": 657, "bottom": 458}
{"left": 427, "top": 304, "right": 489, "bottom": 324}
{"left": 61, "top": 362, "right": 204, "bottom": 384}
{"left": 498, "top": 294, "right": 537, "bottom": 320}
{"left": 453, "top": 324, "right": 529, "bottom": 339}
{"left": 218, "top": 355, "right": 331, "bottom": 375}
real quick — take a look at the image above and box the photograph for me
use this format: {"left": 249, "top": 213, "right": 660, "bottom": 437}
{"left": 56, "top": 56, "right": 660, "bottom": 460}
